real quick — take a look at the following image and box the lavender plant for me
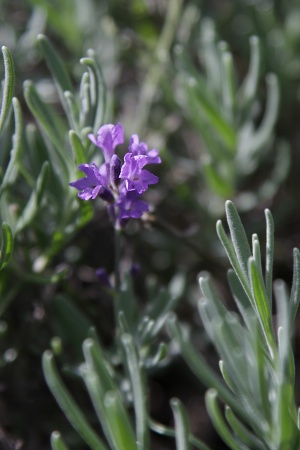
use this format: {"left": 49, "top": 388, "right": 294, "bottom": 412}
{"left": 168, "top": 200, "right": 300, "bottom": 450}
{"left": 176, "top": 21, "right": 289, "bottom": 210}
{"left": 2, "top": 2, "right": 300, "bottom": 449}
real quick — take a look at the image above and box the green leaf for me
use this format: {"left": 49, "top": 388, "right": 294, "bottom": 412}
{"left": 82, "top": 337, "right": 115, "bottom": 397}
{"left": 201, "top": 19, "right": 221, "bottom": 94}
{"left": 69, "top": 130, "right": 88, "bottom": 175}
{"left": 51, "top": 431, "right": 70, "bottom": 450}
{"left": 149, "top": 417, "right": 211, "bottom": 450}
{"left": 37, "top": 34, "right": 73, "bottom": 95}
{"left": 238, "top": 36, "right": 261, "bottom": 112}
{"left": 202, "top": 160, "right": 234, "bottom": 198}
{"left": 166, "top": 313, "right": 262, "bottom": 432}
{"left": 216, "top": 220, "right": 253, "bottom": 305}
{"left": 15, "top": 161, "right": 49, "bottom": 233}
{"left": 170, "top": 398, "right": 191, "bottom": 450}
{"left": 225, "top": 406, "right": 266, "bottom": 450}
{"left": 248, "top": 257, "right": 275, "bottom": 354}
{"left": 227, "top": 270, "right": 253, "bottom": 330}
{"left": 42, "top": 350, "right": 108, "bottom": 450}
{"left": 225, "top": 200, "right": 252, "bottom": 280}
{"left": 220, "top": 50, "right": 236, "bottom": 121}
{"left": 205, "top": 389, "right": 242, "bottom": 450}
{"left": 264, "top": 209, "right": 274, "bottom": 307}
{"left": 121, "top": 333, "right": 149, "bottom": 450}
{"left": 82, "top": 339, "right": 138, "bottom": 450}
{"left": 0, "top": 222, "right": 13, "bottom": 271}
{"left": 81, "top": 338, "right": 119, "bottom": 450}
{"left": 23, "top": 80, "right": 70, "bottom": 180}
{"left": 80, "top": 51, "right": 107, "bottom": 130}
{"left": 185, "top": 77, "right": 237, "bottom": 152}
{"left": 239, "top": 73, "right": 279, "bottom": 157}
{"left": 289, "top": 248, "right": 300, "bottom": 328}
{"left": 0, "top": 46, "right": 15, "bottom": 134}
{"left": 102, "top": 391, "right": 138, "bottom": 450}
{"left": 0, "top": 97, "right": 23, "bottom": 196}
{"left": 50, "top": 295, "right": 92, "bottom": 356}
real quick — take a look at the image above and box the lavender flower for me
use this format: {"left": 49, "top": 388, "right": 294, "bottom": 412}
{"left": 120, "top": 153, "right": 159, "bottom": 194}
{"left": 117, "top": 190, "right": 149, "bottom": 219}
{"left": 69, "top": 163, "right": 111, "bottom": 201}
{"left": 88, "top": 123, "right": 124, "bottom": 163}
{"left": 70, "top": 123, "right": 161, "bottom": 228}
{"left": 128, "top": 134, "right": 161, "bottom": 165}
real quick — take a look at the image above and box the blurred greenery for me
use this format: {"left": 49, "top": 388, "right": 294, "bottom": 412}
{"left": 1, "top": 0, "right": 300, "bottom": 449}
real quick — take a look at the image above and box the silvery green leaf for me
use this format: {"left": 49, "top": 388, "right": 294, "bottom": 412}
{"left": 121, "top": 333, "right": 149, "bottom": 450}
{"left": 170, "top": 398, "right": 191, "bottom": 450}
{"left": 0, "top": 46, "right": 14, "bottom": 134}
{"left": 205, "top": 389, "right": 247, "bottom": 450}
{"left": 0, "top": 98, "right": 22, "bottom": 197}
{"left": 16, "top": 161, "right": 49, "bottom": 233}
{"left": 289, "top": 248, "right": 300, "bottom": 327}
{"left": 37, "top": 34, "right": 73, "bottom": 102}
{"left": 238, "top": 36, "right": 261, "bottom": 113}
{"left": 225, "top": 406, "right": 267, "bottom": 450}
{"left": 225, "top": 200, "right": 252, "bottom": 280}
{"left": 0, "top": 222, "right": 13, "bottom": 271}
{"left": 42, "top": 350, "right": 108, "bottom": 450}
{"left": 80, "top": 51, "right": 107, "bottom": 130}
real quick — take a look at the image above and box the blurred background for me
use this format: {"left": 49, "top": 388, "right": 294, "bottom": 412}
{"left": 1, "top": 0, "right": 300, "bottom": 448}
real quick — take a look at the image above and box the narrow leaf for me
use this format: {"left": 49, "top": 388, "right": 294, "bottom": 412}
{"left": 220, "top": 50, "right": 236, "bottom": 121}
{"left": 149, "top": 417, "right": 211, "bottom": 450}
{"left": 51, "top": 431, "right": 70, "bottom": 450}
{"left": 248, "top": 257, "right": 274, "bottom": 354}
{"left": 225, "top": 200, "right": 252, "bottom": 280}
{"left": 265, "top": 209, "right": 274, "bottom": 307}
{"left": 69, "top": 130, "right": 88, "bottom": 171}
{"left": 225, "top": 406, "right": 266, "bottom": 450}
{"left": 15, "top": 161, "right": 49, "bottom": 233}
{"left": 166, "top": 313, "right": 262, "bottom": 432}
{"left": 42, "top": 350, "right": 108, "bottom": 450}
{"left": 205, "top": 389, "right": 243, "bottom": 450}
{"left": 170, "top": 398, "right": 191, "bottom": 450}
{"left": 121, "top": 333, "right": 149, "bottom": 450}
{"left": 0, "top": 46, "right": 14, "bottom": 133}
{"left": 80, "top": 52, "right": 107, "bottom": 130}
{"left": 82, "top": 338, "right": 115, "bottom": 398}
{"left": 0, "top": 97, "right": 23, "bottom": 196}
{"left": 238, "top": 36, "right": 261, "bottom": 111}
{"left": 37, "top": 34, "right": 73, "bottom": 94}
{"left": 202, "top": 160, "right": 234, "bottom": 198}
{"left": 0, "top": 222, "right": 13, "bottom": 271}
{"left": 289, "top": 248, "right": 300, "bottom": 327}
{"left": 185, "top": 78, "right": 236, "bottom": 151}
{"left": 103, "top": 391, "right": 138, "bottom": 450}
{"left": 216, "top": 220, "right": 253, "bottom": 305}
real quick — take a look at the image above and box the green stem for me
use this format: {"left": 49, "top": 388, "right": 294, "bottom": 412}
{"left": 113, "top": 226, "right": 122, "bottom": 326}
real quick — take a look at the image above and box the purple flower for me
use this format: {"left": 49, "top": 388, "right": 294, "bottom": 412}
{"left": 120, "top": 153, "right": 159, "bottom": 194}
{"left": 128, "top": 134, "right": 161, "bottom": 165}
{"left": 117, "top": 190, "right": 149, "bottom": 219}
{"left": 96, "top": 268, "right": 112, "bottom": 288}
{"left": 88, "top": 123, "right": 124, "bottom": 163}
{"left": 70, "top": 123, "right": 161, "bottom": 228}
{"left": 69, "top": 163, "right": 109, "bottom": 200}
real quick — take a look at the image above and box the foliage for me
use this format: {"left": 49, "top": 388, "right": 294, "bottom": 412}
{"left": 1, "top": 1, "right": 300, "bottom": 449}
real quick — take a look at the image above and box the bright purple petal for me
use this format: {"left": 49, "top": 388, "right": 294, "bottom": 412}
{"left": 128, "top": 134, "right": 161, "bottom": 164}
{"left": 117, "top": 191, "right": 149, "bottom": 219}
{"left": 69, "top": 163, "right": 108, "bottom": 200}
{"left": 120, "top": 154, "right": 159, "bottom": 194}
{"left": 88, "top": 123, "right": 124, "bottom": 163}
